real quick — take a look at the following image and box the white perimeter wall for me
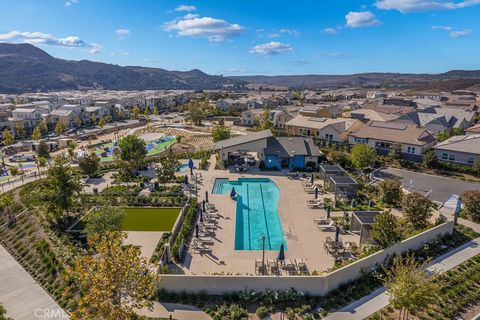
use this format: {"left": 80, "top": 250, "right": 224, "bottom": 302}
{"left": 158, "top": 220, "right": 454, "bottom": 296}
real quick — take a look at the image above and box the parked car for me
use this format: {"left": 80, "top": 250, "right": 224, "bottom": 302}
{"left": 9, "top": 154, "right": 36, "bottom": 162}
{"left": 244, "top": 155, "right": 256, "bottom": 165}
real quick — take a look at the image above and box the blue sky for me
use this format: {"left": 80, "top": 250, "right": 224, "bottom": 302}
{"left": 0, "top": 0, "right": 479, "bottom": 75}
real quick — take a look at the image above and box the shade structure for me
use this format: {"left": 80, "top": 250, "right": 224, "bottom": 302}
{"left": 327, "top": 206, "right": 331, "bottom": 219}
{"left": 188, "top": 158, "right": 194, "bottom": 169}
{"left": 314, "top": 186, "right": 318, "bottom": 199}
{"left": 278, "top": 243, "right": 285, "bottom": 262}
{"left": 184, "top": 175, "right": 188, "bottom": 185}
{"left": 230, "top": 187, "right": 236, "bottom": 199}
{"left": 205, "top": 190, "right": 209, "bottom": 202}
{"left": 195, "top": 224, "right": 199, "bottom": 238}
{"left": 202, "top": 199, "right": 206, "bottom": 212}
{"left": 335, "top": 225, "right": 340, "bottom": 242}
{"left": 310, "top": 174, "right": 314, "bottom": 184}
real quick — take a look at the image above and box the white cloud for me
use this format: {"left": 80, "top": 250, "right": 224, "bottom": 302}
{"left": 267, "top": 33, "right": 281, "bottom": 38}
{"left": 164, "top": 14, "right": 244, "bottom": 42}
{"left": 175, "top": 5, "right": 197, "bottom": 12}
{"left": 0, "top": 30, "right": 100, "bottom": 53}
{"left": 345, "top": 11, "right": 381, "bottom": 28}
{"left": 432, "top": 26, "right": 473, "bottom": 37}
{"left": 376, "top": 0, "right": 480, "bottom": 12}
{"left": 116, "top": 29, "right": 130, "bottom": 36}
{"left": 249, "top": 42, "right": 294, "bottom": 55}
{"left": 322, "top": 27, "right": 338, "bottom": 34}
{"left": 64, "top": 0, "right": 79, "bottom": 7}
{"left": 279, "top": 28, "right": 300, "bottom": 36}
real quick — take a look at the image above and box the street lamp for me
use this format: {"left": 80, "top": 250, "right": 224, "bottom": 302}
{"left": 261, "top": 233, "right": 266, "bottom": 275}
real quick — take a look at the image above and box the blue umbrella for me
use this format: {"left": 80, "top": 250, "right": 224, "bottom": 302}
{"left": 188, "top": 158, "right": 194, "bottom": 169}
{"left": 199, "top": 209, "right": 204, "bottom": 223}
{"left": 314, "top": 186, "right": 318, "bottom": 199}
{"left": 230, "top": 187, "right": 236, "bottom": 199}
{"left": 184, "top": 175, "right": 188, "bottom": 185}
{"left": 335, "top": 225, "right": 340, "bottom": 242}
{"left": 327, "top": 206, "right": 331, "bottom": 219}
{"left": 195, "top": 224, "right": 199, "bottom": 238}
{"left": 202, "top": 199, "right": 206, "bottom": 212}
{"left": 205, "top": 190, "right": 209, "bottom": 202}
{"left": 278, "top": 243, "right": 285, "bottom": 262}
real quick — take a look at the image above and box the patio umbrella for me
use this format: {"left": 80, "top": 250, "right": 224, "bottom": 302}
{"left": 205, "top": 190, "right": 209, "bottom": 202}
{"left": 310, "top": 174, "right": 314, "bottom": 184}
{"left": 188, "top": 158, "right": 194, "bottom": 169}
{"left": 314, "top": 186, "right": 319, "bottom": 199}
{"left": 199, "top": 208, "right": 204, "bottom": 223}
{"left": 202, "top": 199, "right": 206, "bottom": 212}
{"left": 326, "top": 206, "right": 331, "bottom": 219}
{"left": 184, "top": 175, "right": 188, "bottom": 185}
{"left": 230, "top": 187, "right": 236, "bottom": 199}
{"left": 278, "top": 243, "right": 285, "bottom": 263}
{"left": 190, "top": 166, "right": 193, "bottom": 176}
{"left": 195, "top": 224, "right": 199, "bottom": 238}
{"left": 335, "top": 225, "right": 340, "bottom": 242}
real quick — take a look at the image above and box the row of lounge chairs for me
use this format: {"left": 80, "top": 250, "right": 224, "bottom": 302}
{"left": 192, "top": 202, "right": 220, "bottom": 254}
{"left": 255, "top": 258, "right": 308, "bottom": 275}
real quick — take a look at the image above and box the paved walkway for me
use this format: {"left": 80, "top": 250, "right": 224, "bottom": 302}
{"left": 0, "top": 246, "right": 68, "bottom": 319}
{"left": 324, "top": 235, "right": 480, "bottom": 320}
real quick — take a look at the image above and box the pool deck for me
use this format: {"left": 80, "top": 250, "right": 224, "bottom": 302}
{"left": 178, "top": 158, "right": 359, "bottom": 275}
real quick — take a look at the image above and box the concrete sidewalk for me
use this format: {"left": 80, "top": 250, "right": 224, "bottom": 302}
{"left": 324, "top": 236, "right": 480, "bottom": 320}
{"left": 0, "top": 246, "right": 68, "bottom": 320}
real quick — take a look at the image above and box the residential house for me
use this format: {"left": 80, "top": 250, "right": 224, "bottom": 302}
{"left": 87, "top": 106, "right": 111, "bottom": 123}
{"left": 348, "top": 121, "right": 436, "bottom": 161}
{"left": 240, "top": 109, "right": 263, "bottom": 126}
{"left": 433, "top": 135, "right": 480, "bottom": 166}
{"left": 299, "top": 104, "right": 343, "bottom": 118}
{"left": 263, "top": 136, "right": 323, "bottom": 171}
{"left": 285, "top": 115, "right": 364, "bottom": 142}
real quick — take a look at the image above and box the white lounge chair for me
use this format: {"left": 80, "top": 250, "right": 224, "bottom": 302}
{"left": 318, "top": 221, "right": 335, "bottom": 231}
{"left": 314, "top": 217, "right": 331, "bottom": 225}
{"left": 307, "top": 199, "right": 323, "bottom": 208}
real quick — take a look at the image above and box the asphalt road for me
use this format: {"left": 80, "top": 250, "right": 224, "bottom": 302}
{"left": 374, "top": 167, "right": 480, "bottom": 203}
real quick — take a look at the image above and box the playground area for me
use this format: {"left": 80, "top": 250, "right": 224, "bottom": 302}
{"left": 92, "top": 132, "right": 177, "bottom": 161}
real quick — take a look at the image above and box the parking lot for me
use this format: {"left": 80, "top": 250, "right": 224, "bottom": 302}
{"left": 374, "top": 167, "right": 480, "bottom": 203}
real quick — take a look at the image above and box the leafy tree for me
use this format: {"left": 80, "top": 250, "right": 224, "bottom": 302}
{"left": 452, "top": 127, "right": 463, "bottom": 136}
{"left": 104, "top": 114, "right": 112, "bottom": 123}
{"left": 383, "top": 254, "right": 439, "bottom": 320}
{"left": 187, "top": 102, "right": 205, "bottom": 125}
{"left": 131, "top": 106, "right": 140, "bottom": 119}
{"left": 98, "top": 117, "right": 105, "bottom": 129}
{"left": 388, "top": 144, "right": 402, "bottom": 160}
{"left": 84, "top": 206, "right": 125, "bottom": 236}
{"left": 45, "top": 156, "right": 81, "bottom": 219}
{"left": 0, "top": 304, "right": 11, "bottom": 320}
{"left": 37, "top": 156, "right": 47, "bottom": 167}
{"left": 78, "top": 152, "right": 100, "bottom": 176}
{"left": 65, "top": 232, "right": 155, "bottom": 320}
{"left": 258, "top": 108, "right": 273, "bottom": 130}
{"left": 473, "top": 159, "right": 480, "bottom": 177}
{"left": 153, "top": 106, "right": 158, "bottom": 116}
{"left": 0, "top": 194, "right": 15, "bottom": 224}
{"left": 370, "top": 210, "right": 401, "bottom": 248}
{"left": 401, "top": 192, "right": 433, "bottom": 229}
{"left": 143, "top": 107, "right": 150, "bottom": 118}
{"left": 118, "top": 135, "right": 147, "bottom": 171}
{"left": 32, "top": 126, "right": 42, "bottom": 141}
{"left": 212, "top": 124, "right": 231, "bottom": 142}
{"left": 157, "top": 156, "right": 180, "bottom": 184}
{"left": 90, "top": 114, "right": 97, "bottom": 125}
{"left": 15, "top": 122, "right": 25, "bottom": 139}
{"left": 423, "top": 150, "right": 437, "bottom": 169}
{"left": 36, "top": 141, "right": 50, "bottom": 159}
{"left": 350, "top": 144, "right": 376, "bottom": 170}
{"left": 328, "top": 149, "right": 351, "bottom": 168}
{"left": 379, "top": 179, "right": 403, "bottom": 206}
{"left": 54, "top": 120, "right": 66, "bottom": 136}
{"left": 9, "top": 166, "right": 19, "bottom": 177}
{"left": 37, "top": 120, "right": 47, "bottom": 134}
{"left": 74, "top": 116, "right": 82, "bottom": 128}
{"left": 460, "top": 190, "right": 480, "bottom": 222}
{"left": 2, "top": 129, "right": 13, "bottom": 146}
{"left": 437, "top": 131, "right": 450, "bottom": 142}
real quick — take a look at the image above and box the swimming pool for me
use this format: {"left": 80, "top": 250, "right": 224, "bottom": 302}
{"left": 212, "top": 178, "right": 286, "bottom": 251}
{"left": 178, "top": 163, "right": 188, "bottom": 173}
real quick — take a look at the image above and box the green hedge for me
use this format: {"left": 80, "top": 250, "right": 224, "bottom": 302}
{"left": 172, "top": 198, "right": 197, "bottom": 261}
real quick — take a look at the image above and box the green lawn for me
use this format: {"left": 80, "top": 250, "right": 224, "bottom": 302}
{"left": 121, "top": 207, "right": 180, "bottom": 231}
{"left": 70, "top": 207, "right": 181, "bottom": 232}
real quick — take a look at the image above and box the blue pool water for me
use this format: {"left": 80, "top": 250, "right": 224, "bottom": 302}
{"left": 179, "top": 164, "right": 188, "bottom": 173}
{"left": 212, "top": 178, "right": 286, "bottom": 251}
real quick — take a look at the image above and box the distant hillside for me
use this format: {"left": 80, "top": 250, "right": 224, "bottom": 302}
{"left": 0, "top": 43, "right": 244, "bottom": 93}
{"left": 230, "top": 71, "right": 480, "bottom": 90}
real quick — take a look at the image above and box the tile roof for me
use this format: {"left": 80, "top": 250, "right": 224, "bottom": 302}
{"left": 433, "top": 134, "right": 480, "bottom": 155}
{"left": 349, "top": 120, "right": 436, "bottom": 146}
{"left": 466, "top": 124, "right": 480, "bottom": 134}
{"left": 286, "top": 115, "right": 360, "bottom": 132}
